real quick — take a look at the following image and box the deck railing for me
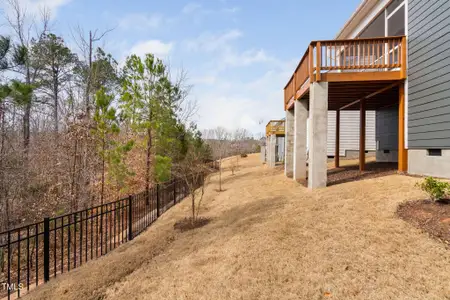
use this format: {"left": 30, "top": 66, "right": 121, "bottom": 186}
{"left": 266, "top": 120, "right": 285, "bottom": 136}
{"left": 284, "top": 36, "right": 406, "bottom": 109}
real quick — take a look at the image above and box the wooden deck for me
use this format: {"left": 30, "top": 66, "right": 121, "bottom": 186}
{"left": 284, "top": 36, "right": 407, "bottom": 110}
{"left": 266, "top": 120, "right": 285, "bottom": 136}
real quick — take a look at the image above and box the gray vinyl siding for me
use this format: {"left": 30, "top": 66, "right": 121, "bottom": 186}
{"left": 408, "top": 0, "right": 450, "bottom": 149}
{"left": 276, "top": 136, "right": 285, "bottom": 162}
{"left": 376, "top": 107, "right": 398, "bottom": 150}
{"left": 326, "top": 111, "right": 376, "bottom": 156}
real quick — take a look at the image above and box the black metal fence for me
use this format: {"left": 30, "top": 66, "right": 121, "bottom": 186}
{"left": 0, "top": 165, "right": 216, "bottom": 299}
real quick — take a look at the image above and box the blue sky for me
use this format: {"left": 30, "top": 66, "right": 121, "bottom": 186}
{"left": 1, "top": 0, "right": 361, "bottom": 136}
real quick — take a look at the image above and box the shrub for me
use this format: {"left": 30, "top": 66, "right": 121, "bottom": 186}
{"left": 416, "top": 177, "right": 450, "bottom": 201}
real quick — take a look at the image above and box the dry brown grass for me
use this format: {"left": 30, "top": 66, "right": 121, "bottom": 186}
{"left": 24, "top": 154, "right": 450, "bottom": 300}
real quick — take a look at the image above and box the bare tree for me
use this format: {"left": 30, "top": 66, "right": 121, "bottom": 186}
{"left": 209, "top": 127, "right": 230, "bottom": 192}
{"left": 231, "top": 128, "right": 251, "bottom": 171}
{"left": 70, "top": 25, "right": 114, "bottom": 116}
{"left": 5, "top": 0, "right": 50, "bottom": 154}
{"left": 173, "top": 144, "right": 210, "bottom": 224}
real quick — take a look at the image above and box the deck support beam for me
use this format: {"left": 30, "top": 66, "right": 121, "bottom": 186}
{"left": 308, "top": 82, "right": 328, "bottom": 189}
{"left": 293, "top": 99, "right": 308, "bottom": 181}
{"left": 359, "top": 99, "right": 366, "bottom": 172}
{"left": 284, "top": 109, "right": 295, "bottom": 177}
{"left": 398, "top": 83, "right": 408, "bottom": 172}
{"left": 335, "top": 110, "right": 340, "bottom": 168}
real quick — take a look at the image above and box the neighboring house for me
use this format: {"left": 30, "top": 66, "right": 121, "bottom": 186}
{"left": 283, "top": 0, "right": 449, "bottom": 189}
{"left": 265, "top": 120, "right": 286, "bottom": 167}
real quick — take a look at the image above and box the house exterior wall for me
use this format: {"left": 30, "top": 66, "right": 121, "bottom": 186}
{"left": 408, "top": 150, "right": 450, "bottom": 178}
{"left": 408, "top": 0, "right": 450, "bottom": 149}
{"left": 406, "top": 0, "right": 450, "bottom": 178}
{"left": 376, "top": 106, "right": 399, "bottom": 162}
{"left": 326, "top": 111, "right": 376, "bottom": 157}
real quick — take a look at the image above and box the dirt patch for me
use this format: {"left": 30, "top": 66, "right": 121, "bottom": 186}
{"left": 173, "top": 217, "right": 211, "bottom": 232}
{"left": 398, "top": 200, "right": 450, "bottom": 247}
{"left": 327, "top": 162, "right": 397, "bottom": 186}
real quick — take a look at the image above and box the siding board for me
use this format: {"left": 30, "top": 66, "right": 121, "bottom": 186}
{"left": 409, "top": 122, "right": 450, "bottom": 134}
{"left": 409, "top": 97, "right": 450, "bottom": 114}
{"left": 409, "top": 104, "right": 450, "bottom": 119}
{"left": 410, "top": 130, "right": 450, "bottom": 141}
{"left": 409, "top": 85, "right": 450, "bottom": 103}
{"left": 408, "top": 5, "right": 450, "bottom": 42}
{"left": 409, "top": 69, "right": 450, "bottom": 93}
{"left": 409, "top": 114, "right": 450, "bottom": 128}
{"left": 409, "top": 32, "right": 450, "bottom": 62}
{"left": 409, "top": 52, "right": 450, "bottom": 79}
{"left": 376, "top": 107, "right": 398, "bottom": 150}
{"left": 409, "top": 1, "right": 448, "bottom": 33}
{"left": 310, "top": 111, "right": 376, "bottom": 156}
{"left": 409, "top": 0, "right": 428, "bottom": 16}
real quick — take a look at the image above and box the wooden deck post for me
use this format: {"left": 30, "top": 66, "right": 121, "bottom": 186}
{"left": 400, "top": 36, "right": 407, "bottom": 79}
{"left": 309, "top": 44, "right": 314, "bottom": 81}
{"left": 335, "top": 110, "right": 340, "bottom": 168}
{"left": 398, "top": 83, "right": 408, "bottom": 172}
{"left": 359, "top": 99, "right": 366, "bottom": 172}
{"left": 316, "top": 42, "right": 321, "bottom": 82}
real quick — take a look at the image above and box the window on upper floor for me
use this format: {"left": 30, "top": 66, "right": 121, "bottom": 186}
{"left": 359, "top": 11, "right": 385, "bottom": 38}
{"left": 387, "top": 5, "right": 405, "bottom": 36}
{"left": 387, "top": 0, "right": 404, "bottom": 15}
{"left": 357, "top": 0, "right": 406, "bottom": 39}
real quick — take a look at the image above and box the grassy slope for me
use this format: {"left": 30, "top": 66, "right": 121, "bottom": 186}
{"left": 24, "top": 154, "right": 450, "bottom": 300}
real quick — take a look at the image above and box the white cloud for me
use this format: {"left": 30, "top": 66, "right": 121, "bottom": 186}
{"left": 191, "top": 75, "right": 217, "bottom": 85}
{"left": 192, "top": 61, "right": 296, "bottom": 135}
{"left": 184, "top": 30, "right": 277, "bottom": 70}
{"left": 180, "top": 2, "right": 239, "bottom": 24}
{"left": 118, "top": 13, "right": 164, "bottom": 30}
{"left": 1, "top": 0, "right": 71, "bottom": 18}
{"left": 222, "top": 48, "right": 274, "bottom": 67}
{"left": 185, "top": 29, "right": 242, "bottom": 52}
{"left": 128, "top": 40, "right": 174, "bottom": 59}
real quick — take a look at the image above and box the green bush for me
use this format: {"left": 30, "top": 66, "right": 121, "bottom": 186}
{"left": 416, "top": 177, "right": 450, "bottom": 201}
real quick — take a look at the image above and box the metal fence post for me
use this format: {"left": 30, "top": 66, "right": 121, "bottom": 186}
{"left": 7, "top": 231, "right": 11, "bottom": 298}
{"left": 128, "top": 195, "right": 133, "bottom": 241}
{"left": 156, "top": 184, "right": 160, "bottom": 217}
{"left": 43, "top": 218, "right": 50, "bottom": 282}
{"left": 173, "top": 180, "right": 176, "bottom": 205}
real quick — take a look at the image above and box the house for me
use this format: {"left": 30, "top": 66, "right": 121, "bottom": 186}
{"left": 264, "top": 120, "right": 286, "bottom": 167}
{"left": 284, "top": 0, "right": 449, "bottom": 189}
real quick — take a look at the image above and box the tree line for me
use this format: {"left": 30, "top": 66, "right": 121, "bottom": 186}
{"left": 0, "top": 0, "right": 212, "bottom": 232}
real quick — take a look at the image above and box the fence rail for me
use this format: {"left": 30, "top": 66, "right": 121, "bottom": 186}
{"left": 0, "top": 161, "right": 218, "bottom": 299}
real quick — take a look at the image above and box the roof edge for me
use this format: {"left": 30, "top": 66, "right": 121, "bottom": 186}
{"left": 335, "top": 0, "right": 378, "bottom": 39}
